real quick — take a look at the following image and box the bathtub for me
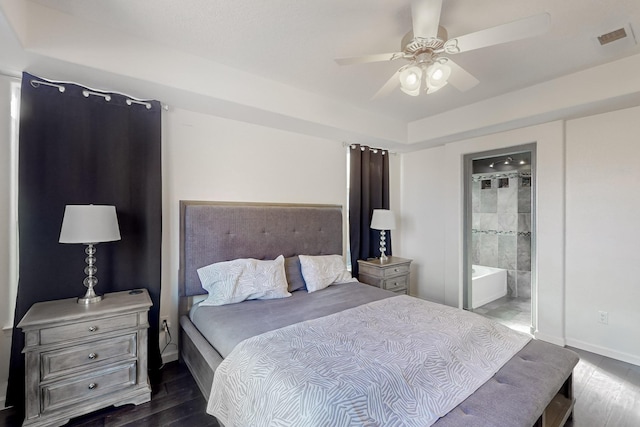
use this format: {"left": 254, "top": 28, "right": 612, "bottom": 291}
{"left": 471, "top": 265, "right": 507, "bottom": 309}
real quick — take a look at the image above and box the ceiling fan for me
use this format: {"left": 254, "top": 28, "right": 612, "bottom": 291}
{"left": 335, "top": 0, "right": 550, "bottom": 98}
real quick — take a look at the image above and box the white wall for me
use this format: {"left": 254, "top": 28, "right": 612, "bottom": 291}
{"left": 0, "top": 74, "right": 17, "bottom": 408}
{"left": 565, "top": 106, "right": 640, "bottom": 365}
{"left": 160, "top": 107, "right": 400, "bottom": 361}
{"left": 400, "top": 122, "right": 566, "bottom": 345}
{"left": 401, "top": 146, "right": 446, "bottom": 300}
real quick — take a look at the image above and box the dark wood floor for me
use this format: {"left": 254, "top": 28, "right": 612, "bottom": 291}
{"left": 2, "top": 350, "right": 639, "bottom": 427}
{"left": 0, "top": 362, "right": 218, "bottom": 427}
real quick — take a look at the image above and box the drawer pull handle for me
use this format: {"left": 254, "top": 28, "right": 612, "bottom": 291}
{"left": 88, "top": 383, "right": 97, "bottom": 390}
{"left": 394, "top": 268, "right": 399, "bottom": 272}
{"left": 88, "top": 353, "right": 98, "bottom": 360}
{"left": 88, "top": 326, "right": 98, "bottom": 332}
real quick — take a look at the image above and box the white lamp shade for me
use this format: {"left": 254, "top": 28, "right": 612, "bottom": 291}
{"left": 59, "top": 205, "right": 121, "bottom": 244}
{"left": 426, "top": 62, "right": 451, "bottom": 94}
{"left": 399, "top": 65, "right": 422, "bottom": 96}
{"left": 370, "top": 209, "right": 396, "bottom": 231}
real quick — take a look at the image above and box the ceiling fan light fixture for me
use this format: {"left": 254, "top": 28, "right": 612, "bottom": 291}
{"left": 399, "top": 65, "right": 422, "bottom": 96}
{"left": 336, "top": 2, "right": 551, "bottom": 101}
{"left": 426, "top": 62, "right": 451, "bottom": 93}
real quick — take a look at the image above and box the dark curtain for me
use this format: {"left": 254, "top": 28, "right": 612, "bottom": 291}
{"left": 349, "top": 144, "right": 391, "bottom": 277}
{"left": 6, "top": 73, "right": 162, "bottom": 412}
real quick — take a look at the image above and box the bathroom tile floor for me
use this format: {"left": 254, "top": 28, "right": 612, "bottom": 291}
{"left": 474, "top": 296, "right": 532, "bottom": 335}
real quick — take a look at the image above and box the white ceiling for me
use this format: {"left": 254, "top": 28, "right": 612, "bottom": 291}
{"left": 23, "top": 0, "right": 640, "bottom": 124}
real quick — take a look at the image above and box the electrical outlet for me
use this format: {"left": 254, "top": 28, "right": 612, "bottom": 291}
{"left": 598, "top": 311, "right": 608, "bottom": 325}
{"left": 161, "top": 317, "right": 171, "bottom": 331}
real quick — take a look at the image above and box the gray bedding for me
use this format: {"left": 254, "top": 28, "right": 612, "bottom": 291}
{"left": 209, "top": 295, "right": 532, "bottom": 426}
{"left": 190, "top": 282, "right": 579, "bottom": 426}
{"left": 190, "top": 281, "right": 392, "bottom": 358}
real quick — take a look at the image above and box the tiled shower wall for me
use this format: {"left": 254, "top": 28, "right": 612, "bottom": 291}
{"left": 471, "top": 171, "right": 532, "bottom": 298}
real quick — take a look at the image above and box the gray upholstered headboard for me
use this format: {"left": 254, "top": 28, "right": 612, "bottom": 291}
{"left": 179, "top": 201, "right": 343, "bottom": 297}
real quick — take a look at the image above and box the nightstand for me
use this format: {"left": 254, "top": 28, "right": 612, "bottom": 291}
{"left": 18, "top": 289, "right": 153, "bottom": 427}
{"left": 357, "top": 256, "right": 412, "bottom": 295}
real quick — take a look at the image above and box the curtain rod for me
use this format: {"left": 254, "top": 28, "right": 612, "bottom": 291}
{"left": 27, "top": 75, "right": 169, "bottom": 111}
{"left": 343, "top": 142, "right": 396, "bottom": 155}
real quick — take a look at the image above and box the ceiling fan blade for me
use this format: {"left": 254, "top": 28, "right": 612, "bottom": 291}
{"left": 335, "top": 52, "right": 402, "bottom": 65}
{"left": 445, "top": 12, "right": 550, "bottom": 54}
{"left": 446, "top": 59, "right": 479, "bottom": 92}
{"left": 371, "top": 69, "right": 401, "bottom": 100}
{"left": 411, "top": 0, "right": 443, "bottom": 39}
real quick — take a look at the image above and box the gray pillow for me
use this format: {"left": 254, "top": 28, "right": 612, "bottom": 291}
{"left": 284, "top": 256, "right": 306, "bottom": 292}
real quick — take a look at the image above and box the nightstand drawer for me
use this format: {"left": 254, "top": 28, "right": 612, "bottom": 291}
{"left": 383, "top": 275, "right": 408, "bottom": 292}
{"left": 41, "top": 362, "right": 137, "bottom": 414}
{"left": 41, "top": 334, "right": 137, "bottom": 381}
{"left": 40, "top": 313, "right": 138, "bottom": 345}
{"left": 359, "top": 273, "right": 408, "bottom": 292}
{"left": 358, "top": 262, "right": 410, "bottom": 278}
{"left": 382, "top": 264, "right": 410, "bottom": 278}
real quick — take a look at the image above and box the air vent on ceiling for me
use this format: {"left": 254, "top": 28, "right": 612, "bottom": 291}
{"left": 593, "top": 23, "right": 637, "bottom": 52}
{"left": 598, "top": 28, "right": 628, "bottom": 45}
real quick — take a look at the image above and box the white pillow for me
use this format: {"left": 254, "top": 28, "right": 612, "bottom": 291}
{"left": 197, "top": 255, "right": 291, "bottom": 306}
{"left": 299, "top": 254, "right": 356, "bottom": 293}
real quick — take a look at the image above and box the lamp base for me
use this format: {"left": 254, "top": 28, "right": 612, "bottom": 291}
{"left": 78, "top": 288, "right": 102, "bottom": 304}
{"left": 379, "top": 230, "right": 388, "bottom": 263}
{"left": 78, "top": 294, "right": 102, "bottom": 304}
{"left": 78, "top": 243, "right": 102, "bottom": 304}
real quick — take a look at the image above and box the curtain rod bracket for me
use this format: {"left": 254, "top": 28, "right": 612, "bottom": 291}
{"left": 30, "top": 80, "right": 65, "bottom": 93}
{"left": 83, "top": 89, "right": 111, "bottom": 102}
{"left": 126, "top": 99, "right": 152, "bottom": 109}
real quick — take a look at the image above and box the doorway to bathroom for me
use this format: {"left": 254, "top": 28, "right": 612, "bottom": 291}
{"left": 463, "top": 144, "right": 536, "bottom": 335}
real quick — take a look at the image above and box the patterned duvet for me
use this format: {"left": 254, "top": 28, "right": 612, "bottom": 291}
{"left": 207, "top": 295, "right": 531, "bottom": 427}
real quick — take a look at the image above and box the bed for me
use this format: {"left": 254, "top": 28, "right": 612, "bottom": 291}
{"left": 178, "top": 201, "right": 579, "bottom": 427}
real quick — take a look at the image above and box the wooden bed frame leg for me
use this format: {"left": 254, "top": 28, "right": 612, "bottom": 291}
{"left": 536, "top": 373, "right": 575, "bottom": 427}
{"left": 563, "top": 373, "right": 574, "bottom": 422}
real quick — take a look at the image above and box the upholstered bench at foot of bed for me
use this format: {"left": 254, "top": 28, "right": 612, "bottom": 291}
{"left": 434, "top": 340, "right": 579, "bottom": 427}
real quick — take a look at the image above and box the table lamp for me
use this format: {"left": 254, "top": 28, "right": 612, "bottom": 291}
{"left": 370, "top": 209, "right": 396, "bottom": 262}
{"left": 59, "top": 205, "right": 121, "bottom": 304}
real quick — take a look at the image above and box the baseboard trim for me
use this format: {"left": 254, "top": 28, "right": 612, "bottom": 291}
{"left": 565, "top": 338, "right": 640, "bottom": 366}
{"left": 534, "top": 331, "right": 566, "bottom": 347}
{"left": 161, "top": 348, "right": 179, "bottom": 365}
{"left": 0, "top": 380, "right": 7, "bottom": 411}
